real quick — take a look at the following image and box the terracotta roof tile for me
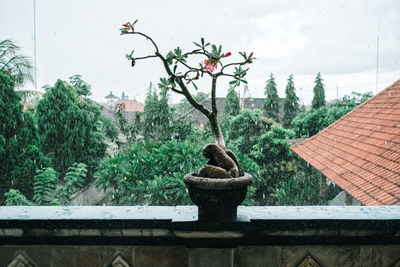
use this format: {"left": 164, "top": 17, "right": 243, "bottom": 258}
{"left": 292, "top": 79, "right": 400, "bottom": 206}
{"left": 118, "top": 99, "right": 144, "bottom": 112}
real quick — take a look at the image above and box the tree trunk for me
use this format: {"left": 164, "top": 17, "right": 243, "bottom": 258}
{"left": 208, "top": 113, "right": 225, "bottom": 147}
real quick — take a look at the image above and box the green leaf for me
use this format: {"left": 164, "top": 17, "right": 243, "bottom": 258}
{"left": 160, "top": 77, "right": 168, "bottom": 85}
{"left": 201, "top": 37, "right": 205, "bottom": 45}
{"left": 193, "top": 42, "right": 201, "bottom": 47}
{"left": 229, "top": 80, "right": 237, "bottom": 85}
{"left": 191, "top": 81, "right": 198, "bottom": 90}
{"left": 211, "top": 45, "right": 217, "bottom": 53}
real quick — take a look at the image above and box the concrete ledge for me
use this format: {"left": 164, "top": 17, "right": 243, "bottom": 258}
{"left": 1, "top": 206, "right": 400, "bottom": 266}
{"left": 0, "top": 206, "right": 399, "bottom": 247}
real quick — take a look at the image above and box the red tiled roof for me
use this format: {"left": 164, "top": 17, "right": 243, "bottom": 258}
{"left": 291, "top": 80, "right": 400, "bottom": 206}
{"left": 118, "top": 99, "right": 144, "bottom": 112}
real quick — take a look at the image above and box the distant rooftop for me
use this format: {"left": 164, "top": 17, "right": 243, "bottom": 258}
{"left": 291, "top": 79, "right": 400, "bottom": 205}
{"left": 105, "top": 91, "right": 118, "bottom": 99}
{"left": 119, "top": 99, "right": 144, "bottom": 112}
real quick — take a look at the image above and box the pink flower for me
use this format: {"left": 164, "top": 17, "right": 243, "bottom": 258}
{"left": 224, "top": 52, "right": 232, "bottom": 57}
{"left": 122, "top": 23, "right": 130, "bottom": 30}
{"left": 204, "top": 59, "right": 216, "bottom": 72}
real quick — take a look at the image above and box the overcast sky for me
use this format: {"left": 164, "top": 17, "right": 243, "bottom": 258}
{"left": 1, "top": 0, "right": 399, "bottom": 104}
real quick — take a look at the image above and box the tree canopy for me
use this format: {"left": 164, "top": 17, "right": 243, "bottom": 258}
{"left": 223, "top": 87, "right": 241, "bottom": 117}
{"left": 283, "top": 74, "right": 300, "bottom": 128}
{"left": 0, "top": 72, "right": 48, "bottom": 203}
{"left": 263, "top": 73, "right": 280, "bottom": 122}
{"left": 36, "top": 79, "right": 107, "bottom": 179}
{"left": 0, "top": 39, "right": 33, "bottom": 87}
{"left": 311, "top": 72, "right": 326, "bottom": 109}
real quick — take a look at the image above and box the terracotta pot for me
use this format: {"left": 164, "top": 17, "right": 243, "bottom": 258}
{"left": 183, "top": 173, "right": 253, "bottom": 222}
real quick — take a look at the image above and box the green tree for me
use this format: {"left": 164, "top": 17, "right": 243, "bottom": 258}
{"left": 223, "top": 87, "right": 240, "bottom": 116}
{"left": 58, "top": 163, "right": 87, "bottom": 204}
{"left": 95, "top": 140, "right": 205, "bottom": 205}
{"left": 250, "top": 125, "right": 297, "bottom": 205}
{"left": 311, "top": 72, "right": 326, "bottom": 109}
{"left": 275, "top": 159, "right": 342, "bottom": 206}
{"left": 0, "top": 39, "right": 33, "bottom": 87}
{"left": 143, "top": 85, "right": 172, "bottom": 140}
{"left": 69, "top": 74, "right": 91, "bottom": 97}
{"left": 114, "top": 102, "right": 140, "bottom": 147}
{"left": 5, "top": 163, "right": 87, "bottom": 206}
{"left": 226, "top": 109, "right": 274, "bottom": 155}
{"left": 283, "top": 74, "right": 299, "bottom": 128}
{"left": 33, "top": 167, "right": 59, "bottom": 205}
{"left": 275, "top": 159, "right": 321, "bottom": 205}
{"left": 291, "top": 91, "right": 372, "bottom": 138}
{"left": 0, "top": 72, "right": 48, "bottom": 203}
{"left": 263, "top": 73, "right": 280, "bottom": 122}
{"left": 36, "top": 79, "right": 107, "bottom": 179}
{"left": 4, "top": 189, "right": 33, "bottom": 206}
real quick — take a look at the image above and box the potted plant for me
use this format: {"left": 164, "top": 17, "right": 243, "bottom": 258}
{"left": 121, "top": 20, "right": 254, "bottom": 221}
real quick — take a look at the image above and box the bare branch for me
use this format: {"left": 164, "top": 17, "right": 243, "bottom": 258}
{"left": 125, "top": 31, "right": 159, "bottom": 53}
{"left": 216, "top": 73, "right": 236, "bottom": 78}
{"left": 173, "top": 56, "right": 195, "bottom": 70}
{"left": 156, "top": 52, "right": 211, "bottom": 117}
{"left": 134, "top": 55, "right": 158, "bottom": 60}
{"left": 219, "top": 61, "right": 248, "bottom": 73}
{"left": 183, "top": 50, "right": 209, "bottom": 58}
{"left": 211, "top": 76, "right": 217, "bottom": 115}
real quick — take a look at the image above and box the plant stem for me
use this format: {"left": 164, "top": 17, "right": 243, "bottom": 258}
{"left": 208, "top": 76, "right": 225, "bottom": 147}
{"left": 127, "top": 32, "right": 227, "bottom": 147}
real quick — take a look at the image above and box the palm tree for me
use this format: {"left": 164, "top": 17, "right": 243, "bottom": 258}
{"left": 0, "top": 39, "right": 34, "bottom": 87}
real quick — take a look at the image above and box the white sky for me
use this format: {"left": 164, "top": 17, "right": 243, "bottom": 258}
{"left": 1, "top": 0, "right": 399, "bottom": 105}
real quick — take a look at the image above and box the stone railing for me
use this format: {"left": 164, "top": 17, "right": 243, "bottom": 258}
{"left": 0, "top": 206, "right": 399, "bottom": 266}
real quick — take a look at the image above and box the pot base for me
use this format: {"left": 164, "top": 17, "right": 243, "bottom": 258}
{"left": 184, "top": 173, "right": 253, "bottom": 222}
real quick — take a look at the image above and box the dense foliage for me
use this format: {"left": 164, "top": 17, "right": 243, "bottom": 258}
{"left": 225, "top": 109, "right": 274, "bottom": 154}
{"left": 263, "top": 73, "right": 280, "bottom": 122}
{"left": 5, "top": 163, "right": 88, "bottom": 205}
{"left": 0, "top": 72, "right": 49, "bottom": 204}
{"left": 143, "top": 86, "right": 172, "bottom": 141}
{"left": 36, "top": 79, "right": 107, "bottom": 179}
{"left": 250, "top": 124, "right": 298, "bottom": 204}
{"left": 95, "top": 140, "right": 204, "bottom": 205}
{"left": 292, "top": 91, "right": 372, "bottom": 138}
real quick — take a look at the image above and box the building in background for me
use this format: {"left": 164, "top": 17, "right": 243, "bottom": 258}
{"left": 291, "top": 80, "right": 400, "bottom": 205}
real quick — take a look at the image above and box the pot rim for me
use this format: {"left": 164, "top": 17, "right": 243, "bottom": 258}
{"left": 184, "top": 172, "right": 253, "bottom": 190}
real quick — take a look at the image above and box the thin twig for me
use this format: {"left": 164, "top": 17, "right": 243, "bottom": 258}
{"left": 134, "top": 55, "right": 158, "bottom": 60}
{"left": 219, "top": 61, "right": 247, "bottom": 72}
{"left": 125, "top": 31, "right": 159, "bottom": 53}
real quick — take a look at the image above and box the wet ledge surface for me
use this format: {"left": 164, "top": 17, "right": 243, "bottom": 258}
{"left": 0, "top": 206, "right": 399, "bottom": 246}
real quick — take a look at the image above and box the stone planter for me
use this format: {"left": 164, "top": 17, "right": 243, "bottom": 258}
{"left": 184, "top": 173, "right": 253, "bottom": 222}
